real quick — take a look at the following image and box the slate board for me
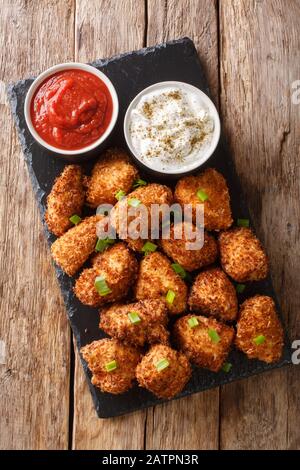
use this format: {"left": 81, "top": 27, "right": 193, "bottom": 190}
{"left": 8, "top": 38, "right": 291, "bottom": 418}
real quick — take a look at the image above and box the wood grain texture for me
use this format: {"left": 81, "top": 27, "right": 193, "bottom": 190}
{"left": 72, "top": 0, "right": 147, "bottom": 450}
{"left": 0, "top": 0, "right": 74, "bottom": 450}
{"left": 219, "top": 0, "right": 300, "bottom": 450}
{"left": 145, "top": 0, "right": 220, "bottom": 450}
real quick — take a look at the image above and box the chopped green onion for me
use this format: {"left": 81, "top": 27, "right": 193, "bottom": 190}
{"left": 188, "top": 317, "right": 199, "bottom": 329}
{"left": 94, "top": 276, "right": 112, "bottom": 296}
{"left": 141, "top": 241, "right": 157, "bottom": 255}
{"left": 115, "top": 189, "right": 126, "bottom": 201}
{"left": 236, "top": 283, "right": 246, "bottom": 293}
{"left": 171, "top": 263, "right": 187, "bottom": 279}
{"left": 237, "top": 218, "right": 250, "bottom": 227}
{"left": 128, "top": 311, "right": 141, "bottom": 324}
{"left": 133, "top": 178, "right": 147, "bottom": 188}
{"left": 95, "top": 237, "right": 115, "bottom": 252}
{"left": 222, "top": 362, "right": 232, "bottom": 373}
{"left": 105, "top": 360, "right": 117, "bottom": 372}
{"left": 155, "top": 358, "right": 169, "bottom": 372}
{"left": 166, "top": 289, "right": 176, "bottom": 304}
{"left": 128, "top": 198, "right": 141, "bottom": 208}
{"left": 208, "top": 328, "right": 221, "bottom": 343}
{"left": 197, "top": 188, "right": 209, "bottom": 202}
{"left": 253, "top": 334, "right": 266, "bottom": 345}
{"left": 69, "top": 214, "right": 81, "bottom": 225}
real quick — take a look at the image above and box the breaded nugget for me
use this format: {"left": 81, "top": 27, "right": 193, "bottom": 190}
{"left": 110, "top": 183, "right": 173, "bottom": 251}
{"left": 99, "top": 299, "right": 169, "bottom": 347}
{"left": 174, "top": 168, "right": 233, "bottom": 230}
{"left": 85, "top": 148, "right": 139, "bottom": 207}
{"left": 45, "top": 165, "right": 85, "bottom": 237}
{"left": 219, "top": 227, "right": 268, "bottom": 282}
{"left": 173, "top": 314, "right": 235, "bottom": 372}
{"left": 81, "top": 338, "right": 141, "bottom": 394}
{"left": 160, "top": 222, "right": 218, "bottom": 272}
{"left": 188, "top": 267, "right": 238, "bottom": 321}
{"left": 51, "top": 215, "right": 101, "bottom": 276}
{"left": 235, "top": 295, "right": 284, "bottom": 363}
{"left": 136, "top": 344, "right": 191, "bottom": 399}
{"left": 74, "top": 242, "right": 138, "bottom": 307}
{"left": 135, "top": 252, "right": 188, "bottom": 315}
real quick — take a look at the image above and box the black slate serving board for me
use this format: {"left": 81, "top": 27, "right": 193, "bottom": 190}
{"left": 8, "top": 38, "right": 291, "bottom": 418}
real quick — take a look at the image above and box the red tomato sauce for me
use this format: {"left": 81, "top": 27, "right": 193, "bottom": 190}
{"left": 30, "top": 69, "right": 113, "bottom": 150}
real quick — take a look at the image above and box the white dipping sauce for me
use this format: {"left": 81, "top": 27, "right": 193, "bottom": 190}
{"left": 128, "top": 85, "right": 215, "bottom": 172}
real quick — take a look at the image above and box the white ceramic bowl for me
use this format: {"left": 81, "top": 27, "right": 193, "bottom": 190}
{"left": 24, "top": 62, "right": 119, "bottom": 158}
{"left": 124, "top": 81, "right": 221, "bottom": 176}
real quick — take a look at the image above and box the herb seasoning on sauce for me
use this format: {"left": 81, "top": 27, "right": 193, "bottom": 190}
{"left": 30, "top": 69, "right": 113, "bottom": 150}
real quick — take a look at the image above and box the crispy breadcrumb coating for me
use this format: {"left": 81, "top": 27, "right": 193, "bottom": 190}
{"left": 135, "top": 252, "right": 188, "bottom": 315}
{"left": 235, "top": 295, "right": 284, "bottom": 363}
{"left": 81, "top": 338, "right": 141, "bottom": 394}
{"left": 99, "top": 299, "right": 169, "bottom": 347}
{"left": 173, "top": 314, "right": 235, "bottom": 372}
{"left": 45, "top": 165, "right": 85, "bottom": 237}
{"left": 188, "top": 267, "right": 238, "bottom": 321}
{"left": 219, "top": 227, "right": 269, "bottom": 282}
{"left": 136, "top": 344, "right": 191, "bottom": 399}
{"left": 174, "top": 168, "right": 233, "bottom": 230}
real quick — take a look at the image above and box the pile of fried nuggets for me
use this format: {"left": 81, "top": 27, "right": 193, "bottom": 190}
{"left": 46, "top": 148, "right": 284, "bottom": 400}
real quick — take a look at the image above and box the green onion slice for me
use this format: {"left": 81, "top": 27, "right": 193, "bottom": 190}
{"left": 105, "top": 360, "right": 117, "bottom": 372}
{"left": 237, "top": 218, "right": 250, "bottom": 227}
{"left": 94, "top": 276, "right": 112, "bottom": 296}
{"left": 222, "top": 362, "right": 232, "bottom": 373}
{"left": 128, "top": 197, "right": 141, "bottom": 208}
{"left": 133, "top": 178, "right": 147, "bottom": 188}
{"left": 188, "top": 317, "right": 199, "bottom": 329}
{"left": 141, "top": 241, "right": 157, "bottom": 255}
{"left": 236, "top": 283, "right": 246, "bottom": 293}
{"left": 197, "top": 189, "right": 209, "bottom": 202}
{"left": 95, "top": 237, "right": 115, "bottom": 252}
{"left": 253, "top": 334, "right": 266, "bottom": 345}
{"left": 155, "top": 358, "right": 170, "bottom": 372}
{"left": 166, "top": 289, "right": 176, "bottom": 304}
{"left": 208, "top": 328, "right": 221, "bottom": 344}
{"left": 171, "top": 263, "right": 187, "bottom": 279}
{"left": 128, "top": 311, "right": 141, "bottom": 324}
{"left": 115, "top": 189, "right": 126, "bottom": 201}
{"left": 69, "top": 214, "right": 81, "bottom": 225}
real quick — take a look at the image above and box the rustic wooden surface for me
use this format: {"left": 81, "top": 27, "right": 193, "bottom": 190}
{"left": 0, "top": 0, "right": 299, "bottom": 450}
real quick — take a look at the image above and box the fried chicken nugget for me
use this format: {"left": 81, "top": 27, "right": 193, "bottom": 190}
{"left": 173, "top": 314, "right": 235, "bottom": 372}
{"left": 45, "top": 165, "right": 85, "bottom": 236}
{"left": 188, "top": 267, "right": 238, "bottom": 321}
{"left": 219, "top": 227, "right": 269, "bottom": 282}
{"left": 99, "top": 299, "right": 169, "bottom": 347}
{"left": 51, "top": 215, "right": 102, "bottom": 276}
{"left": 81, "top": 338, "right": 141, "bottom": 394}
{"left": 136, "top": 344, "right": 192, "bottom": 399}
{"left": 74, "top": 242, "right": 138, "bottom": 307}
{"left": 160, "top": 222, "right": 218, "bottom": 272}
{"left": 135, "top": 252, "right": 188, "bottom": 315}
{"left": 85, "top": 148, "right": 139, "bottom": 207}
{"left": 174, "top": 168, "right": 233, "bottom": 231}
{"left": 235, "top": 295, "right": 284, "bottom": 363}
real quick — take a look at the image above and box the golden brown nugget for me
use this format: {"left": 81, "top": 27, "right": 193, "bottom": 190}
{"left": 188, "top": 267, "right": 238, "bottom": 321}
{"left": 81, "top": 338, "right": 141, "bottom": 394}
{"left": 174, "top": 168, "right": 233, "bottom": 231}
{"left": 173, "top": 314, "right": 235, "bottom": 372}
{"left": 45, "top": 165, "right": 85, "bottom": 237}
{"left": 99, "top": 299, "right": 169, "bottom": 347}
{"left": 85, "top": 148, "right": 139, "bottom": 207}
{"left": 51, "top": 215, "right": 101, "bottom": 276}
{"left": 74, "top": 242, "right": 138, "bottom": 307}
{"left": 136, "top": 344, "right": 191, "bottom": 399}
{"left": 219, "top": 227, "right": 269, "bottom": 282}
{"left": 160, "top": 222, "right": 218, "bottom": 272}
{"left": 110, "top": 183, "right": 173, "bottom": 251}
{"left": 135, "top": 252, "right": 188, "bottom": 315}
{"left": 235, "top": 295, "right": 284, "bottom": 363}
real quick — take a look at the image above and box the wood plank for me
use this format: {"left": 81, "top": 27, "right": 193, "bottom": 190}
{"left": 145, "top": 0, "right": 220, "bottom": 450}
{"left": 0, "top": 0, "right": 74, "bottom": 450}
{"left": 219, "top": 0, "right": 300, "bottom": 449}
{"left": 72, "top": 0, "right": 146, "bottom": 450}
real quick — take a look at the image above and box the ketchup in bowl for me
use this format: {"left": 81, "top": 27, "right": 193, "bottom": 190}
{"left": 30, "top": 69, "right": 113, "bottom": 150}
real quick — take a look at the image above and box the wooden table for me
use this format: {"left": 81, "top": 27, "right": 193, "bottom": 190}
{"left": 0, "top": 0, "right": 299, "bottom": 450}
